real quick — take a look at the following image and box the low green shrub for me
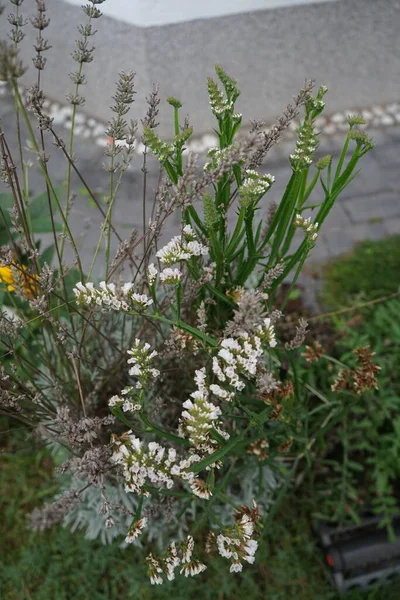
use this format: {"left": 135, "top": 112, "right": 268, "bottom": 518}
{"left": 322, "top": 235, "right": 400, "bottom": 307}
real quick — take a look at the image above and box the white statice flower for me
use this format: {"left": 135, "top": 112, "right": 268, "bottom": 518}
{"left": 131, "top": 293, "right": 153, "bottom": 310}
{"left": 108, "top": 394, "right": 140, "bottom": 412}
{"left": 180, "top": 369, "right": 223, "bottom": 451}
{"left": 230, "top": 561, "right": 243, "bottom": 573}
{"left": 73, "top": 280, "right": 153, "bottom": 312}
{"left": 293, "top": 213, "right": 319, "bottom": 243}
{"left": 257, "top": 317, "right": 277, "bottom": 348}
{"left": 111, "top": 432, "right": 200, "bottom": 496}
{"left": 239, "top": 170, "right": 275, "bottom": 207}
{"left": 156, "top": 236, "right": 192, "bottom": 265}
{"left": 186, "top": 240, "right": 208, "bottom": 257}
{"left": 146, "top": 263, "right": 158, "bottom": 285}
{"left": 182, "top": 535, "right": 194, "bottom": 563}
{"left": 216, "top": 510, "right": 259, "bottom": 574}
{"left": 160, "top": 268, "right": 182, "bottom": 284}
{"left": 108, "top": 395, "right": 121, "bottom": 407}
{"left": 146, "top": 553, "right": 163, "bottom": 585}
{"left": 209, "top": 384, "right": 234, "bottom": 401}
{"left": 127, "top": 339, "right": 160, "bottom": 388}
{"left": 211, "top": 334, "right": 263, "bottom": 399}
{"left": 190, "top": 478, "right": 212, "bottom": 500}
{"left": 180, "top": 560, "right": 207, "bottom": 577}
{"left": 122, "top": 399, "right": 141, "bottom": 412}
{"left": 179, "top": 536, "right": 207, "bottom": 578}
{"left": 125, "top": 517, "right": 147, "bottom": 543}
{"left": 164, "top": 542, "right": 180, "bottom": 581}
{"left": 156, "top": 228, "right": 208, "bottom": 266}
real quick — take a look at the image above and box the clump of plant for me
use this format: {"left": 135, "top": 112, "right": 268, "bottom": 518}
{"left": 0, "top": 0, "right": 377, "bottom": 585}
{"left": 300, "top": 297, "right": 400, "bottom": 537}
{"left": 322, "top": 234, "right": 400, "bottom": 307}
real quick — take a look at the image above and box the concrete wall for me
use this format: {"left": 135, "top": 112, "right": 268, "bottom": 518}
{"left": 63, "top": 0, "right": 337, "bottom": 27}
{"left": 1, "top": 0, "right": 399, "bottom": 136}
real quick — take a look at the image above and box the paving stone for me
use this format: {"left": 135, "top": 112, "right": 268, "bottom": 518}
{"left": 321, "top": 201, "right": 354, "bottom": 231}
{"left": 343, "top": 192, "right": 400, "bottom": 222}
{"left": 324, "top": 228, "right": 358, "bottom": 257}
{"left": 309, "top": 234, "right": 332, "bottom": 261}
{"left": 383, "top": 217, "right": 400, "bottom": 236}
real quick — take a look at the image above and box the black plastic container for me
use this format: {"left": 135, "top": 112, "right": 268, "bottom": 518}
{"left": 315, "top": 514, "right": 400, "bottom": 592}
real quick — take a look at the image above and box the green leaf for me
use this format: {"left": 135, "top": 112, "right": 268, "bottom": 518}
{"left": 40, "top": 244, "right": 56, "bottom": 266}
{"left": 0, "top": 192, "right": 15, "bottom": 211}
{"left": 28, "top": 185, "right": 64, "bottom": 221}
{"left": 30, "top": 218, "right": 62, "bottom": 233}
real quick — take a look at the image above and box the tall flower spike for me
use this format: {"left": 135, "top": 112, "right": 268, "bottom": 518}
{"left": 126, "top": 339, "right": 160, "bottom": 388}
{"left": 239, "top": 170, "right": 275, "bottom": 207}
{"left": 290, "top": 120, "right": 318, "bottom": 171}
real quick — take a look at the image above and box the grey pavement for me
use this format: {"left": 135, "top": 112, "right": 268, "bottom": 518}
{"left": 1, "top": 90, "right": 400, "bottom": 283}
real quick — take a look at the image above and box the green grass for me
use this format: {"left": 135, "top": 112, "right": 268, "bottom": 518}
{"left": 2, "top": 421, "right": 400, "bottom": 600}
{"left": 322, "top": 234, "right": 400, "bottom": 307}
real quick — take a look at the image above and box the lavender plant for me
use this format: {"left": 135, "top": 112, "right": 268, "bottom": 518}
{"left": 0, "top": 0, "right": 377, "bottom": 585}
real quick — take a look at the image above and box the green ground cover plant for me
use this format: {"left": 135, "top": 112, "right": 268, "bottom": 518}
{"left": 322, "top": 235, "right": 400, "bottom": 307}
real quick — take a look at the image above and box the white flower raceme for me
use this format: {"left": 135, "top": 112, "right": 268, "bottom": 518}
{"left": 257, "top": 317, "right": 277, "bottom": 348}
{"left": 146, "top": 536, "right": 206, "bottom": 585}
{"left": 156, "top": 225, "right": 208, "bottom": 266}
{"left": 125, "top": 517, "right": 147, "bottom": 543}
{"left": 160, "top": 268, "right": 182, "bottom": 284}
{"left": 179, "top": 368, "right": 227, "bottom": 458}
{"left": 146, "top": 263, "right": 158, "bottom": 285}
{"left": 210, "top": 319, "right": 278, "bottom": 402}
{"left": 108, "top": 395, "right": 141, "bottom": 412}
{"left": 293, "top": 214, "right": 318, "bottom": 243}
{"left": 111, "top": 432, "right": 203, "bottom": 496}
{"left": 239, "top": 170, "right": 275, "bottom": 207}
{"left": 127, "top": 339, "right": 160, "bottom": 389}
{"left": 73, "top": 281, "right": 153, "bottom": 312}
{"left": 190, "top": 478, "right": 212, "bottom": 500}
{"left": 216, "top": 513, "right": 259, "bottom": 573}
{"left": 131, "top": 293, "right": 154, "bottom": 310}
{"left": 146, "top": 553, "right": 163, "bottom": 585}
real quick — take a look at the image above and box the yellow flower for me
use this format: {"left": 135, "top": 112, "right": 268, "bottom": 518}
{"left": 0, "top": 263, "right": 39, "bottom": 298}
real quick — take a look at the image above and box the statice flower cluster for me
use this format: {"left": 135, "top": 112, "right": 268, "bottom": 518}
{"left": 180, "top": 367, "right": 226, "bottom": 458}
{"left": 239, "top": 169, "right": 275, "bottom": 207}
{"left": 73, "top": 281, "right": 153, "bottom": 311}
{"left": 156, "top": 225, "right": 208, "bottom": 266}
{"left": 293, "top": 214, "right": 319, "bottom": 243}
{"left": 216, "top": 513, "right": 259, "bottom": 573}
{"left": 108, "top": 339, "right": 160, "bottom": 411}
{"left": 146, "top": 263, "right": 158, "bottom": 285}
{"left": 211, "top": 318, "right": 277, "bottom": 401}
{"left": 111, "top": 432, "right": 209, "bottom": 498}
{"left": 125, "top": 517, "right": 147, "bottom": 543}
{"left": 160, "top": 267, "right": 182, "bottom": 284}
{"left": 146, "top": 536, "right": 206, "bottom": 584}
{"left": 108, "top": 394, "right": 141, "bottom": 413}
{"left": 289, "top": 120, "right": 319, "bottom": 170}
{"left": 126, "top": 339, "right": 160, "bottom": 388}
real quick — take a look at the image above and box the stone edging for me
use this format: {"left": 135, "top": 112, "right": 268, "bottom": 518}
{"left": 1, "top": 83, "right": 398, "bottom": 155}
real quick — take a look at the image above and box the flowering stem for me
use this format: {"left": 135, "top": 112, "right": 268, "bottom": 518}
{"left": 191, "top": 409, "right": 270, "bottom": 474}
{"left": 143, "top": 313, "right": 219, "bottom": 348}
{"left": 138, "top": 412, "right": 190, "bottom": 447}
{"left": 11, "top": 81, "right": 84, "bottom": 279}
